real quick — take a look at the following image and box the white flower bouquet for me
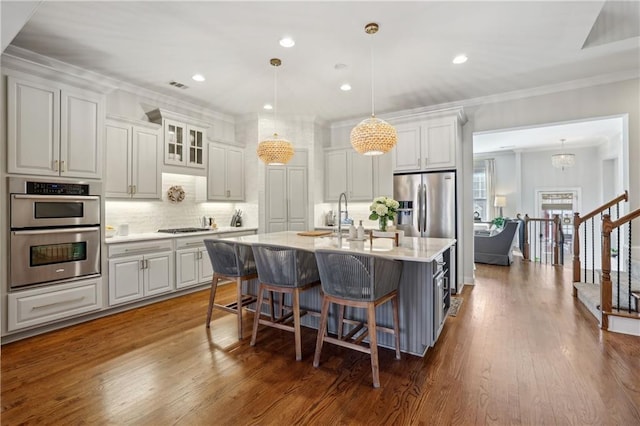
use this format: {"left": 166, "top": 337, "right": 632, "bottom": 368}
{"left": 368, "top": 196, "right": 400, "bottom": 231}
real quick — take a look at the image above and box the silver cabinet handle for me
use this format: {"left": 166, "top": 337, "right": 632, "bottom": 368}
{"left": 132, "top": 185, "right": 137, "bottom": 194}
{"left": 31, "top": 297, "right": 84, "bottom": 310}
{"left": 60, "top": 160, "right": 66, "bottom": 172}
{"left": 13, "top": 226, "right": 99, "bottom": 235}
{"left": 226, "top": 190, "right": 230, "bottom": 198}
{"left": 13, "top": 194, "right": 100, "bottom": 201}
{"left": 125, "top": 246, "right": 162, "bottom": 254}
{"left": 182, "top": 242, "right": 204, "bottom": 247}
{"left": 54, "top": 160, "right": 59, "bottom": 172}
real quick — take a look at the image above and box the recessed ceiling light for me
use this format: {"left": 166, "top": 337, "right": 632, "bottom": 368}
{"left": 192, "top": 74, "right": 206, "bottom": 82}
{"left": 263, "top": 104, "right": 273, "bottom": 110}
{"left": 340, "top": 83, "right": 352, "bottom": 91}
{"left": 279, "top": 37, "right": 295, "bottom": 48}
{"left": 452, "top": 54, "right": 468, "bottom": 65}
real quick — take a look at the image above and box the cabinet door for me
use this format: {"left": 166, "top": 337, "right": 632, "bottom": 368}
{"left": 422, "top": 118, "right": 456, "bottom": 169}
{"left": 133, "top": 126, "right": 162, "bottom": 199}
{"left": 61, "top": 88, "right": 104, "bottom": 178}
{"left": 324, "top": 150, "right": 348, "bottom": 201}
{"left": 287, "top": 167, "right": 308, "bottom": 231}
{"left": 164, "top": 119, "right": 186, "bottom": 165}
{"left": 109, "top": 256, "right": 144, "bottom": 306}
{"left": 145, "top": 252, "right": 173, "bottom": 295}
{"left": 393, "top": 124, "right": 422, "bottom": 172}
{"left": 225, "top": 148, "right": 245, "bottom": 200}
{"left": 199, "top": 248, "right": 214, "bottom": 282}
{"left": 186, "top": 125, "right": 206, "bottom": 168}
{"left": 104, "top": 122, "right": 132, "bottom": 198}
{"left": 348, "top": 151, "right": 374, "bottom": 201}
{"left": 7, "top": 76, "right": 60, "bottom": 176}
{"left": 176, "top": 249, "right": 199, "bottom": 289}
{"left": 207, "top": 144, "right": 226, "bottom": 200}
{"left": 373, "top": 153, "right": 394, "bottom": 198}
{"left": 266, "top": 167, "right": 287, "bottom": 232}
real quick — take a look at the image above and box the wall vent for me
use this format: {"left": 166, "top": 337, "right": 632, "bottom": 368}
{"left": 169, "top": 81, "right": 189, "bottom": 89}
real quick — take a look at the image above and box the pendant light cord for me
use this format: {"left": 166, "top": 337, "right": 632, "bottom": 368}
{"left": 273, "top": 63, "right": 278, "bottom": 135}
{"left": 370, "top": 34, "right": 375, "bottom": 117}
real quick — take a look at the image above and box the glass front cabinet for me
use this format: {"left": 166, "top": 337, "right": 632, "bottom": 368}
{"left": 164, "top": 119, "right": 205, "bottom": 168}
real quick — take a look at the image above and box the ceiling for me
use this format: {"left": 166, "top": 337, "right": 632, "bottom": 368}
{"left": 3, "top": 1, "right": 640, "bottom": 124}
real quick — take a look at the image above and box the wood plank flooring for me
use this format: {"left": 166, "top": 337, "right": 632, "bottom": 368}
{"left": 2, "top": 258, "right": 640, "bottom": 425}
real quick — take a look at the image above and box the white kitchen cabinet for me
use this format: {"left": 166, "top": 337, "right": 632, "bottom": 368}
{"left": 146, "top": 108, "right": 208, "bottom": 169}
{"left": 207, "top": 143, "right": 245, "bottom": 201}
{"left": 266, "top": 151, "right": 308, "bottom": 232}
{"left": 175, "top": 237, "right": 214, "bottom": 289}
{"left": 105, "top": 117, "right": 162, "bottom": 199}
{"left": 7, "top": 74, "right": 104, "bottom": 178}
{"left": 108, "top": 240, "right": 174, "bottom": 306}
{"left": 393, "top": 116, "right": 458, "bottom": 172}
{"left": 7, "top": 277, "right": 102, "bottom": 332}
{"left": 324, "top": 148, "right": 373, "bottom": 202}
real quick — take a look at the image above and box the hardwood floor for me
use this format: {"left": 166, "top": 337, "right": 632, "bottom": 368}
{"left": 2, "top": 258, "right": 640, "bottom": 425}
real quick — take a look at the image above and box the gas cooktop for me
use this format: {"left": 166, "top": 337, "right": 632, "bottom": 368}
{"left": 157, "top": 227, "right": 211, "bottom": 234}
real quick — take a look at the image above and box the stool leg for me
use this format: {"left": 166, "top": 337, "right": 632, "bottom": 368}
{"left": 367, "top": 302, "right": 380, "bottom": 388}
{"left": 293, "top": 289, "right": 302, "bottom": 361}
{"left": 236, "top": 277, "right": 244, "bottom": 340}
{"left": 269, "top": 291, "right": 275, "bottom": 321}
{"left": 206, "top": 276, "right": 219, "bottom": 328}
{"left": 337, "top": 304, "right": 345, "bottom": 339}
{"left": 392, "top": 295, "right": 401, "bottom": 360}
{"left": 250, "top": 284, "right": 265, "bottom": 347}
{"left": 313, "top": 297, "right": 331, "bottom": 368}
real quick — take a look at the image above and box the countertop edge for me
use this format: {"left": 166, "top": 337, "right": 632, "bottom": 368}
{"left": 104, "top": 227, "right": 258, "bottom": 244}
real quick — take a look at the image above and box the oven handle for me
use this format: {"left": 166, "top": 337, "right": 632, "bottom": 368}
{"left": 12, "top": 226, "right": 100, "bottom": 235}
{"left": 12, "top": 194, "right": 100, "bottom": 201}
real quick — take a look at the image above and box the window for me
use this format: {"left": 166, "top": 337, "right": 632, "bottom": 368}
{"left": 473, "top": 159, "right": 495, "bottom": 221}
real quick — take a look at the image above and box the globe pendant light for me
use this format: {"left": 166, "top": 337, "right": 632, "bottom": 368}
{"left": 350, "top": 23, "right": 397, "bottom": 156}
{"left": 257, "top": 58, "right": 294, "bottom": 165}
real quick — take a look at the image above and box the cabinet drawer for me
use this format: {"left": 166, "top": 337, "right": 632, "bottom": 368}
{"left": 108, "top": 239, "right": 173, "bottom": 257}
{"left": 216, "top": 230, "right": 256, "bottom": 238}
{"left": 175, "top": 236, "right": 206, "bottom": 250}
{"left": 8, "top": 278, "right": 102, "bottom": 331}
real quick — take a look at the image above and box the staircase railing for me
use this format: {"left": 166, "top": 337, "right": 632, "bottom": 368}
{"left": 522, "top": 214, "right": 564, "bottom": 265}
{"left": 572, "top": 191, "right": 628, "bottom": 287}
{"left": 601, "top": 207, "right": 640, "bottom": 330}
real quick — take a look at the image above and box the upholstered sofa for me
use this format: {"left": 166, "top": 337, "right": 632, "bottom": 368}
{"left": 474, "top": 220, "right": 520, "bottom": 266}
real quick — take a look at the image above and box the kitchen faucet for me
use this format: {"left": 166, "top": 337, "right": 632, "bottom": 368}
{"left": 337, "top": 192, "right": 348, "bottom": 236}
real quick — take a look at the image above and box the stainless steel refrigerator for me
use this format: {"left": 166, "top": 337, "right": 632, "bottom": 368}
{"left": 393, "top": 171, "right": 456, "bottom": 239}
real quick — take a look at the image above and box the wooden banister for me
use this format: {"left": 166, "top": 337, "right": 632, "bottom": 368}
{"left": 573, "top": 191, "right": 629, "bottom": 284}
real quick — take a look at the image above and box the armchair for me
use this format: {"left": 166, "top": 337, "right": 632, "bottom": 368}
{"left": 474, "top": 220, "right": 520, "bottom": 266}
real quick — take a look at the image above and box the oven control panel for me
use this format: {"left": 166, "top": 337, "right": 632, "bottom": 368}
{"left": 26, "top": 182, "right": 90, "bottom": 196}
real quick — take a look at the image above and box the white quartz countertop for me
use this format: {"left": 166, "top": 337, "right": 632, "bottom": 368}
{"left": 217, "top": 231, "right": 455, "bottom": 263}
{"left": 104, "top": 227, "right": 258, "bottom": 244}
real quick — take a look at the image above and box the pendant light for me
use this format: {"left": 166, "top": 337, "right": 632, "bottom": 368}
{"left": 350, "top": 23, "right": 397, "bottom": 156}
{"left": 551, "top": 138, "right": 575, "bottom": 170}
{"left": 257, "top": 58, "right": 294, "bottom": 165}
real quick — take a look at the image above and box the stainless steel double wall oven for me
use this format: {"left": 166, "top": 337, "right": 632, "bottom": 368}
{"left": 9, "top": 177, "right": 102, "bottom": 289}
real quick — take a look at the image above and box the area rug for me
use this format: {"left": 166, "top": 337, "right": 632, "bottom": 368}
{"left": 448, "top": 297, "right": 463, "bottom": 317}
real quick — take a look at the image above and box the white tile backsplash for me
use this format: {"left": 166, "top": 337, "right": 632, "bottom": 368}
{"left": 105, "top": 173, "right": 255, "bottom": 234}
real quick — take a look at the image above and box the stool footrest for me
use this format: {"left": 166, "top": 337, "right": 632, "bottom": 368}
{"left": 215, "top": 295, "right": 257, "bottom": 314}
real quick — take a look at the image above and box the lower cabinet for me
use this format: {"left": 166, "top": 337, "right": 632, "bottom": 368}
{"left": 7, "top": 277, "right": 102, "bottom": 332}
{"left": 175, "top": 237, "right": 214, "bottom": 289}
{"left": 108, "top": 240, "right": 174, "bottom": 306}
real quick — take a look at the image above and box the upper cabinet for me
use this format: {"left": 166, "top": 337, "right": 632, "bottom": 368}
{"left": 7, "top": 74, "right": 104, "bottom": 178}
{"left": 393, "top": 114, "right": 461, "bottom": 172}
{"left": 104, "top": 117, "right": 162, "bottom": 199}
{"left": 146, "top": 109, "right": 208, "bottom": 169}
{"left": 207, "top": 143, "right": 245, "bottom": 201}
{"left": 324, "top": 148, "right": 374, "bottom": 202}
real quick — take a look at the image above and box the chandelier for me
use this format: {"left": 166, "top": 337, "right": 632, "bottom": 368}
{"left": 257, "top": 58, "right": 294, "bottom": 165}
{"left": 350, "top": 23, "right": 397, "bottom": 156}
{"left": 551, "top": 139, "right": 575, "bottom": 170}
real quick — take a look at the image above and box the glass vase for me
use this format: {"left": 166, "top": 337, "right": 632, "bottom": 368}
{"left": 379, "top": 217, "right": 388, "bottom": 232}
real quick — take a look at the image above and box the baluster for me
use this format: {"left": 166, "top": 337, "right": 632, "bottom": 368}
{"left": 616, "top": 202, "right": 620, "bottom": 311}
{"left": 628, "top": 221, "right": 632, "bottom": 313}
{"left": 591, "top": 218, "right": 595, "bottom": 283}
{"left": 584, "top": 221, "right": 587, "bottom": 282}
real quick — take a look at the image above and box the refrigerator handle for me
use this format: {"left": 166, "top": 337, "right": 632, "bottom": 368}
{"left": 417, "top": 183, "right": 423, "bottom": 233}
{"left": 422, "top": 183, "right": 428, "bottom": 233}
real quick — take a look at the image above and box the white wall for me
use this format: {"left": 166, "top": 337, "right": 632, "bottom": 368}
{"left": 463, "top": 78, "right": 640, "bottom": 285}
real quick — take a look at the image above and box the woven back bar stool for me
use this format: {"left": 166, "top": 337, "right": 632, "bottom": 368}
{"left": 204, "top": 240, "right": 258, "bottom": 340}
{"left": 250, "top": 244, "right": 321, "bottom": 361}
{"left": 313, "top": 249, "right": 402, "bottom": 388}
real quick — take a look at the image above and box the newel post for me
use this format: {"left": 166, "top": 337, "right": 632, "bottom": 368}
{"left": 600, "top": 214, "right": 613, "bottom": 330}
{"left": 523, "top": 214, "right": 530, "bottom": 261}
{"left": 552, "top": 214, "right": 561, "bottom": 266}
{"left": 572, "top": 213, "right": 582, "bottom": 293}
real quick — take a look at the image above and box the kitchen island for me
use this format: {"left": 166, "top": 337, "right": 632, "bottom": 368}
{"left": 217, "top": 231, "right": 456, "bottom": 356}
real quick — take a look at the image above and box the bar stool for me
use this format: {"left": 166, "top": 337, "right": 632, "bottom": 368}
{"left": 313, "top": 249, "right": 402, "bottom": 388}
{"left": 204, "top": 240, "right": 258, "bottom": 340}
{"left": 250, "top": 244, "right": 320, "bottom": 361}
